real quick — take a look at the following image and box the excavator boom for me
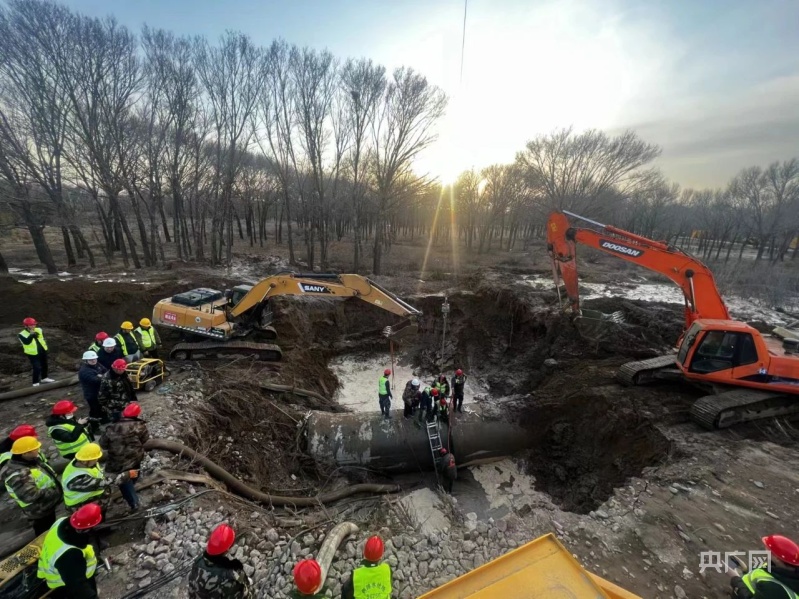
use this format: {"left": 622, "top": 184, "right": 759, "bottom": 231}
{"left": 547, "top": 210, "right": 730, "bottom": 330}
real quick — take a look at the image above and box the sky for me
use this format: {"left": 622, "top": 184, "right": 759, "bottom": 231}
{"left": 62, "top": 0, "right": 799, "bottom": 188}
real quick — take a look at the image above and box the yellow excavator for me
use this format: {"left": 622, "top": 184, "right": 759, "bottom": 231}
{"left": 152, "top": 272, "right": 421, "bottom": 360}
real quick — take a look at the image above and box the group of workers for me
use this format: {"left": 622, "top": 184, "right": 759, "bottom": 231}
{"left": 19, "top": 316, "right": 160, "bottom": 389}
{"left": 378, "top": 368, "right": 467, "bottom": 422}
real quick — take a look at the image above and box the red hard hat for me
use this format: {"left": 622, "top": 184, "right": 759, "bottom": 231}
{"left": 122, "top": 403, "right": 141, "bottom": 418}
{"left": 9, "top": 425, "right": 37, "bottom": 441}
{"left": 440, "top": 398, "right": 447, "bottom": 405}
{"left": 293, "top": 559, "right": 322, "bottom": 595}
{"left": 364, "top": 535, "right": 384, "bottom": 562}
{"left": 112, "top": 359, "right": 127, "bottom": 371}
{"left": 456, "top": 369, "right": 463, "bottom": 375}
{"left": 95, "top": 331, "right": 109, "bottom": 342}
{"left": 383, "top": 369, "right": 391, "bottom": 376}
{"left": 431, "top": 388, "right": 439, "bottom": 396}
{"left": 52, "top": 400, "right": 77, "bottom": 416}
{"left": 439, "top": 447, "right": 447, "bottom": 454}
{"left": 763, "top": 535, "right": 799, "bottom": 566}
{"left": 207, "top": 524, "right": 236, "bottom": 556}
{"left": 70, "top": 502, "right": 103, "bottom": 530}
{"left": 23, "top": 317, "right": 37, "bottom": 327}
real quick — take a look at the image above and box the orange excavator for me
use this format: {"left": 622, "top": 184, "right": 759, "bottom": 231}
{"left": 547, "top": 210, "right": 799, "bottom": 429}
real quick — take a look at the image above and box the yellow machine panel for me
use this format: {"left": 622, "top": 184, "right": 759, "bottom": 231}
{"left": 419, "top": 534, "right": 641, "bottom": 599}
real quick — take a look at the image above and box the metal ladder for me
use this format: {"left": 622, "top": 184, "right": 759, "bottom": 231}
{"left": 426, "top": 419, "right": 442, "bottom": 461}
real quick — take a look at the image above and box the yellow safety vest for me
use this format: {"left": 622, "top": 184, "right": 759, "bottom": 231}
{"left": 353, "top": 563, "right": 392, "bottom": 599}
{"left": 19, "top": 328, "right": 48, "bottom": 355}
{"left": 0, "top": 451, "right": 47, "bottom": 472}
{"left": 378, "top": 376, "right": 389, "bottom": 396}
{"left": 135, "top": 326, "right": 157, "bottom": 349}
{"left": 48, "top": 423, "right": 91, "bottom": 458}
{"left": 5, "top": 466, "right": 57, "bottom": 509}
{"left": 37, "top": 518, "right": 97, "bottom": 588}
{"left": 115, "top": 333, "right": 129, "bottom": 355}
{"left": 743, "top": 569, "right": 799, "bottom": 598}
{"left": 61, "top": 460, "right": 104, "bottom": 507}
{"left": 88, "top": 342, "right": 101, "bottom": 353}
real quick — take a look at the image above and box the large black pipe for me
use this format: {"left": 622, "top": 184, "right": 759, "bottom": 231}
{"left": 306, "top": 410, "right": 532, "bottom": 473}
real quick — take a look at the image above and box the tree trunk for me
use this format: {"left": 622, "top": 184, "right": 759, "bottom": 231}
{"left": 61, "top": 226, "right": 76, "bottom": 267}
{"left": 0, "top": 249, "right": 7, "bottom": 274}
{"left": 28, "top": 224, "right": 58, "bottom": 274}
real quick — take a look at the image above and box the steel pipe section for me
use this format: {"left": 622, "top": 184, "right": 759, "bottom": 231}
{"left": 306, "top": 411, "right": 532, "bottom": 473}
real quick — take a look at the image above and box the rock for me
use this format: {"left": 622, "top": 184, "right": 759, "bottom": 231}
{"left": 162, "top": 533, "right": 176, "bottom": 544}
{"left": 674, "top": 585, "right": 687, "bottom": 599}
{"left": 681, "top": 567, "right": 693, "bottom": 580}
{"left": 418, "top": 550, "right": 430, "bottom": 562}
{"left": 544, "top": 358, "right": 558, "bottom": 367}
{"left": 266, "top": 529, "right": 279, "bottom": 543}
{"left": 387, "top": 555, "right": 398, "bottom": 568}
{"left": 753, "top": 481, "right": 765, "bottom": 489}
{"left": 594, "top": 510, "right": 609, "bottom": 520}
{"left": 462, "top": 541, "right": 476, "bottom": 553}
{"left": 145, "top": 541, "right": 158, "bottom": 556}
{"left": 138, "top": 577, "right": 151, "bottom": 588}
{"left": 419, "top": 562, "right": 429, "bottom": 577}
{"left": 668, "top": 486, "right": 679, "bottom": 494}
{"left": 766, "top": 511, "right": 780, "bottom": 520}
{"left": 678, "top": 531, "right": 691, "bottom": 542}
{"left": 302, "top": 534, "right": 315, "bottom": 547}
{"left": 244, "top": 565, "right": 255, "bottom": 577}
{"left": 134, "top": 569, "right": 150, "bottom": 579}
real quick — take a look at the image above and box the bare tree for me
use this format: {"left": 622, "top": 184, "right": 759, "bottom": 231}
{"left": 516, "top": 128, "right": 661, "bottom": 216}
{"left": 340, "top": 58, "right": 385, "bottom": 271}
{"left": 370, "top": 67, "right": 446, "bottom": 274}
{"left": 194, "top": 31, "right": 265, "bottom": 266}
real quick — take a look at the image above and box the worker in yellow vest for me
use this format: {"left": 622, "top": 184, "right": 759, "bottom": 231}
{"left": 0, "top": 425, "right": 48, "bottom": 488}
{"left": 18, "top": 317, "right": 54, "bottom": 387}
{"left": 46, "top": 400, "right": 93, "bottom": 460}
{"left": 115, "top": 321, "right": 141, "bottom": 363}
{"left": 134, "top": 318, "right": 161, "bottom": 358}
{"left": 729, "top": 534, "right": 799, "bottom": 598}
{"left": 4, "top": 436, "right": 62, "bottom": 535}
{"left": 37, "top": 502, "right": 102, "bottom": 598}
{"left": 378, "top": 369, "right": 393, "bottom": 420}
{"left": 342, "top": 535, "right": 393, "bottom": 599}
{"left": 62, "top": 442, "right": 135, "bottom": 514}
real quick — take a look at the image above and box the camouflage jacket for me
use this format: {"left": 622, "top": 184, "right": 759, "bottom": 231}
{"left": 4, "top": 455, "right": 62, "bottom": 520}
{"left": 188, "top": 553, "right": 252, "bottom": 599}
{"left": 98, "top": 371, "right": 138, "bottom": 415}
{"left": 99, "top": 417, "right": 149, "bottom": 472}
{"left": 62, "top": 460, "right": 119, "bottom": 512}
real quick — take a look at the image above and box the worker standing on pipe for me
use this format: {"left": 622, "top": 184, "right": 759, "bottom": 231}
{"left": 402, "top": 378, "right": 421, "bottom": 419}
{"left": 291, "top": 559, "right": 325, "bottom": 597}
{"left": 433, "top": 374, "right": 450, "bottom": 399}
{"left": 188, "top": 523, "right": 252, "bottom": 598}
{"left": 729, "top": 535, "right": 799, "bottom": 598}
{"left": 100, "top": 402, "right": 148, "bottom": 512}
{"left": 37, "top": 502, "right": 102, "bottom": 599}
{"left": 435, "top": 397, "right": 450, "bottom": 426}
{"left": 342, "top": 535, "right": 392, "bottom": 599}
{"left": 417, "top": 387, "right": 436, "bottom": 425}
{"left": 451, "top": 368, "right": 467, "bottom": 413}
{"left": 19, "top": 317, "right": 54, "bottom": 387}
{"left": 378, "top": 369, "right": 393, "bottom": 420}
{"left": 46, "top": 400, "right": 93, "bottom": 460}
{"left": 4, "top": 436, "right": 62, "bottom": 535}
{"left": 98, "top": 359, "right": 138, "bottom": 422}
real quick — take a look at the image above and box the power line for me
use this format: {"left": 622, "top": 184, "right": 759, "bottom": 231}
{"left": 459, "top": 0, "right": 468, "bottom": 85}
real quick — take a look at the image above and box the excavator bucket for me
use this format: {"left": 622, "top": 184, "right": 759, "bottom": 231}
{"left": 383, "top": 319, "right": 419, "bottom": 344}
{"left": 574, "top": 309, "right": 627, "bottom": 341}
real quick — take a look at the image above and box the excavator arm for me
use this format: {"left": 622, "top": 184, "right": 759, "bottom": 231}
{"left": 230, "top": 272, "right": 421, "bottom": 338}
{"left": 546, "top": 211, "right": 730, "bottom": 329}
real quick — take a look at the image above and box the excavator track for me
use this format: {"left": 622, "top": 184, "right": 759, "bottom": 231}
{"left": 690, "top": 389, "right": 799, "bottom": 429}
{"left": 169, "top": 340, "right": 282, "bottom": 361}
{"left": 616, "top": 355, "right": 679, "bottom": 386}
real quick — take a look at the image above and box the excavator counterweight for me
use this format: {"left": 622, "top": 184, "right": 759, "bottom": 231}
{"left": 546, "top": 211, "right": 799, "bottom": 429}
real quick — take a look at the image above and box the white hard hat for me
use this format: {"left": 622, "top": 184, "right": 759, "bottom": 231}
{"left": 412, "top": 379, "right": 420, "bottom": 387}
{"left": 102, "top": 338, "right": 117, "bottom": 348}
{"left": 83, "top": 350, "right": 98, "bottom": 360}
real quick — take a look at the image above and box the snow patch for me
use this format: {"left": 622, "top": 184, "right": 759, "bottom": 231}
{"left": 398, "top": 488, "right": 450, "bottom": 535}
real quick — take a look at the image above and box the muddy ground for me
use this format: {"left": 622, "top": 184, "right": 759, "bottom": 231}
{"left": 1, "top": 252, "right": 798, "bottom": 597}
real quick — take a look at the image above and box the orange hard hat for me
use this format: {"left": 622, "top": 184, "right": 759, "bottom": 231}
{"left": 112, "top": 359, "right": 127, "bottom": 371}
{"left": 9, "top": 424, "right": 37, "bottom": 441}
{"left": 95, "top": 331, "right": 109, "bottom": 342}
{"left": 293, "top": 559, "right": 322, "bottom": 595}
{"left": 71, "top": 502, "right": 103, "bottom": 530}
{"left": 383, "top": 368, "right": 391, "bottom": 376}
{"left": 207, "top": 524, "right": 235, "bottom": 555}
{"left": 23, "top": 317, "right": 37, "bottom": 327}
{"left": 122, "top": 403, "right": 141, "bottom": 418}
{"left": 364, "top": 535, "right": 384, "bottom": 562}
{"left": 52, "top": 400, "right": 77, "bottom": 416}
{"left": 763, "top": 535, "right": 799, "bottom": 566}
